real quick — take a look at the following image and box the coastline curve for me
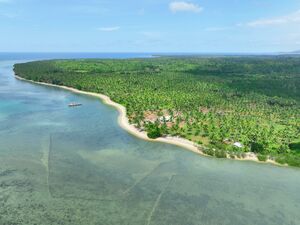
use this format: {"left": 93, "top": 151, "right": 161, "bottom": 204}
{"left": 14, "top": 74, "right": 284, "bottom": 167}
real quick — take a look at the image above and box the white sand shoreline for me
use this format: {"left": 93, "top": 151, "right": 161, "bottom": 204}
{"left": 15, "top": 75, "right": 284, "bottom": 167}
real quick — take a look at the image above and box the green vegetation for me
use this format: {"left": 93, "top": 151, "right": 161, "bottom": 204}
{"left": 146, "top": 122, "right": 162, "bottom": 139}
{"left": 257, "top": 154, "right": 268, "bottom": 162}
{"left": 14, "top": 56, "right": 300, "bottom": 166}
{"left": 215, "top": 150, "right": 227, "bottom": 158}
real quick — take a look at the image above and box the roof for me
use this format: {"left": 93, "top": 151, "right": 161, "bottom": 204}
{"left": 159, "top": 115, "right": 171, "bottom": 122}
{"left": 233, "top": 142, "right": 243, "bottom": 148}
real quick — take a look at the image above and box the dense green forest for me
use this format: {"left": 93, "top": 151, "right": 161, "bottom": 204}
{"left": 14, "top": 56, "right": 300, "bottom": 166}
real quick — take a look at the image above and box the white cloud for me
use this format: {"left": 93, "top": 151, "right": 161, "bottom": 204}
{"left": 247, "top": 10, "right": 300, "bottom": 27}
{"left": 169, "top": 1, "right": 203, "bottom": 13}
{"left": 97, "top": 26, "right": 120, "bottom": 32}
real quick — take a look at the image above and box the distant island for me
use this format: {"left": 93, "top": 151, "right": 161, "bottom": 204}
{"left": 281, "top": 50, "right": 300, "bottom": 55}
{"left": 14, "top": 56, "right": 300, "bottom": 167}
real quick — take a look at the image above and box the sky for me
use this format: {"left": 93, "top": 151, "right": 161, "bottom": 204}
{"left": 1, "top": 0, "right": 300, "bottom": 53}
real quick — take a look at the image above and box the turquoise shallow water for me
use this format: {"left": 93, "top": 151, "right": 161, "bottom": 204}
{"left": 0, "top": 54, "right": 300, "bottom": 225}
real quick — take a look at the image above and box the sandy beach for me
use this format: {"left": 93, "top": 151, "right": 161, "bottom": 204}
{"left": 15, "top": 75, "right": 283, "bottom": 167}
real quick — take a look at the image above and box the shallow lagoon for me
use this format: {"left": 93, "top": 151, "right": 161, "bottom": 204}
{"left": 0, "top": 54, "right": 300, "bottom": 225}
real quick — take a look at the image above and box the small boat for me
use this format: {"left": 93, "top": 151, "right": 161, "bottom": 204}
{"left": 68, "top": 103, "right": 82, "bottom": 107}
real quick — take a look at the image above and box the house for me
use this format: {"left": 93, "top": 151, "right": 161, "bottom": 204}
{"left": 159, "top": 115, "right": 171, "bottom": 122}
{"left": 233, "top": 142, "right": 243, "bottom": 148}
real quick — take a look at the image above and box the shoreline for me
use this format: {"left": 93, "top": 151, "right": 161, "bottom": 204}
{"left": 15, "top": 75, "right": 284, "bottom": 167}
